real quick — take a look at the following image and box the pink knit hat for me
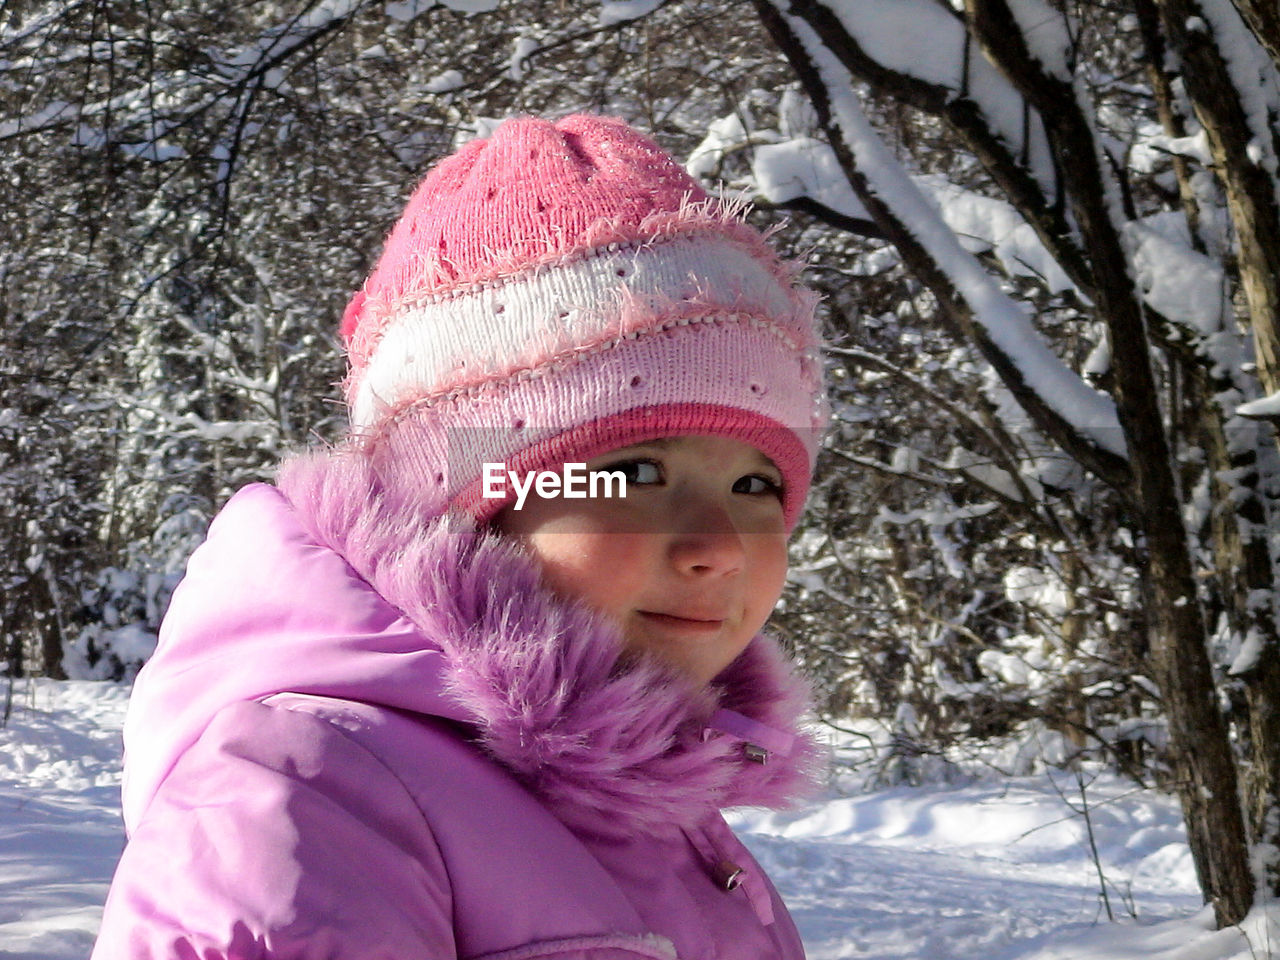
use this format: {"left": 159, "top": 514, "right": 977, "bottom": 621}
{"left": 342, "top": 114, "right": 826, "bottom": 527}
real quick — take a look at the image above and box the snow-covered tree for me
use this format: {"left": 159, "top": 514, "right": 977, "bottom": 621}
{"left": 742, "top": 0, "right": 1280, "bottom": 926}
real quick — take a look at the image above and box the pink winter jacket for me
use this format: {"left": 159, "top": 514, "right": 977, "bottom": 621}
{"left": 92, "top": 451, "right": 821, "bottom": 959}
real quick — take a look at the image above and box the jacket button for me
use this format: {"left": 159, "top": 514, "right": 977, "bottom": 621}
{"left": 712, "top": 858, "right": 746, "bottom": 891}
{"left": 743, "top": 743, "right": 769, "bottom": 764}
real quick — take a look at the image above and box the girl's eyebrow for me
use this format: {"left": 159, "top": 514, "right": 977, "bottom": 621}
{"left": 600, "top": 438, "right": 778, "bottom": 472}
{"left": 747, "top": 450, "right": 781, "bottom": 474}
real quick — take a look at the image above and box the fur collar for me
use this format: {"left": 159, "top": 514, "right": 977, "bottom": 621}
{"left": 275, "top": 449, "right": 822, "bottom": 838}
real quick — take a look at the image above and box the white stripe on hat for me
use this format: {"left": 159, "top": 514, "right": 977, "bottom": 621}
{"left": 351, "top": 234, "right": 797, "bottom": 428}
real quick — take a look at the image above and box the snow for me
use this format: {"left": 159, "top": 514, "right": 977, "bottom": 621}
{"left": 1236, "top": 392, "right": 1280, "bottom": 419}
{"left": 822, "top": 0, "right": 969, "bottom": 89}
{"left": 0, "top": 99, "right": 72, "bottom": 140}
{"left": 436, "top": 0, "right": 502, "bottom": 12}
{"left": 1006, "top": 0, "right": 1074, "bottom": 81}
{"left": 509, "top": 36, "right": 539, "bottom": 81}
{"left": 1135, "top": 128, "right": 1215, "bottom": 170}
{"left": 425, "top": 69, "right": 465, "bottom": 94}
{"left": 0, "top": 682, "right": 128, "bottom": 957}
{"left": 384, "top": 0, "right": 436, "bottom": 21}
{"left": 946, "top": 446, "right": 1036, "bottom": 503}
{"left": 1227, "top": 628, "right": 1265, "bottom": 676}
{"left": 1004, "top": 564, "right": 1070, "bottom": 619}
{"left": 924, "top": 177, "right": 1075, "bottom": 294}
{"left": 748, "top": 137, "right": 1076, "bottom": 294}
{"left": 4, "top": 680, "right": 1279, "bottom": 958}
{"left": 1196, "top": 0, "right": 1280, "bottom": 186}
{"left": 1124, "top": 221, "right": 1226, "bottom": 336}
{"left": 225, "top": 1, "right": 364, "bottom": 71}
{"left": 813, "top": 0, "right": 1058, "bottom": 196}
{"left": 687, "top": 113, "right": 754, "bottom": 182}
{"left": 598, "top": 0, "right": 664, "bottom": 26}
{"left": 753, "top": 137, "right": 872, "bottom": 221}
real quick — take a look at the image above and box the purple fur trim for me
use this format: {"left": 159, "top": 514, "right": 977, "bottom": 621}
{"left": 276, "top": 448, "right": 823, "bottom": 837}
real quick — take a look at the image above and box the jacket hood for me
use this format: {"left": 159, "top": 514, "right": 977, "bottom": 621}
{"left": 122, "top": 448, "right": 822, "bottom": 838}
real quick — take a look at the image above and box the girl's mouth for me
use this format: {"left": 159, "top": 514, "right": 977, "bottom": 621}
{"left": 637, "top": 611, "right": 726, "bottom": 633}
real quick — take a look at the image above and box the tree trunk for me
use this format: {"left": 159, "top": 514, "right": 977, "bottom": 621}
{"left": 1156, "top": 0, "right": 1280, "bottom": 403}
{"left": 1147, "top": 0, "right": 1280, "bottom": 902}
{"left": 1057, "top": 552, "right": 1087, "bottom": 752}
{"left": 1133, "top": 0, "right": 1207, "bottom": 251}
{"left": 964, "top": 0, "right": 1255, "bottom": 924}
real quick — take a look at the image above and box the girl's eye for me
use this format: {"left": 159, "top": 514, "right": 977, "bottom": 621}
{"left": 596, "top": 459, "right": 663, "bottom": 486}
{"left": 733, "top": 474, "right": 784, "bottom": 498}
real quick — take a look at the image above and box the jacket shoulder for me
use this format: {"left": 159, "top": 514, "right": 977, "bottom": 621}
{"left": 267, "top": 695, "right": 664, "bottom": 959}
{"left": 97, "top": 696, "right": 671, "bottom": 960}
{"left": 96, "top": 698, "right": 456, "bottom": 958}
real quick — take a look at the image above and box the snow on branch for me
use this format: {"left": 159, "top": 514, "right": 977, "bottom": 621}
{"left": 1236, "top": 392, "right": 1280, "bottom": 421}
{"left": 1142, "top": 0, "right": 1280, "bottom": 401}
{"left": 2, "top": 2, "right": 372, "bottom": 144}
{"left": 761, "top": 3, "right": 1128, "bottom": 481}
{"left": 598, "top": 0, "right": 665, "bottom": 25}
{"left": 215, "top": 1, "right": 368, "bottom": 77}
{"left": 744, "top": 131, "right": 1075, "bottom": 292}
{"left": 770, "top": 0, "right": 1099, "bottom": 309}
{"left": 1196, "top": 0, "right": 1280, "bottom": 183}
{"left": 1230, "top": 0, "right": 1280, "bottom": 71}
{"left": 805, "top": 0, "right": 1057, "bottom": 196}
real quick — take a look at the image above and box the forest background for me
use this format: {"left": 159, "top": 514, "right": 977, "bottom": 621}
{"left": 4, "top": 0, "right": 1280, "bottom": 929}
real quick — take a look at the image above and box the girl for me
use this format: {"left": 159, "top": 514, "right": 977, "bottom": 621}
{"left": 94, "top": 114, "right": 829, "bottom": 960}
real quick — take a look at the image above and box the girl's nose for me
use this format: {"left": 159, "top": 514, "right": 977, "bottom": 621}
{"left": 666, "top": 500, "right": 745, "bottom": 577}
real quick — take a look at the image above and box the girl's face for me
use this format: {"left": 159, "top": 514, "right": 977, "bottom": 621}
{"left": 495, "top": 435, "right": 789, "bottom": 686}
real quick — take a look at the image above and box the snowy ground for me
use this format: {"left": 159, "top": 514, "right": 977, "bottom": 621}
{"left": 2, "top": 680, "right": 1277, "bottom": 959}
